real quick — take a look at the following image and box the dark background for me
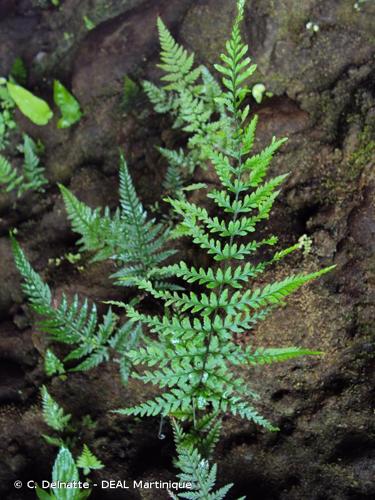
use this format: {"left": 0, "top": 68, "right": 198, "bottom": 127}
{"left": 0, "top": 1, "right": 374, "bottom": 499}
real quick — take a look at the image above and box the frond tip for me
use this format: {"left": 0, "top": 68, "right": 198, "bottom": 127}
{"left": 248, "top": 347, "right": 323, "bottom": 365}
{"left": 76, "top": 444, "right": 104, "bottom": 475}
{"left": 41, "top": 386, "right": 71, "bottom": 432}
{"left": 170, "top": 420, "right": 234, "bottom": 500}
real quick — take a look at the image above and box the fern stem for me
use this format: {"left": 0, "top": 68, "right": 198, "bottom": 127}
{"left": 194, "top": 83, "right": 245, "bottom": 408}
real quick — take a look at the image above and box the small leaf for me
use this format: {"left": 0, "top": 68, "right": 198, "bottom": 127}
{"left": 52, "top": 447, "right": 80, "bottom": 498}
{"left": 182, "top": 182, "right": 207, "bottom": 192}
{"left": 251, "top": 83, "right": 266, "bottom": 104}
{"left": 36, "top": 486, "right": 53, "bottom": 500}
{"left": 53, "top": 80, "right": 82, "bottom": 129}
{"left": 83, "top": 15, "right": 95, "bottom": 30}
{"left": 41, "top": 434, "right": 64, "bottom": 447}
{"left": 41, "top": 386, "right": 71, "bottom": 432}
{"left": 10, "top": 57, "right": 27, "bottom": 85}
{"left": 7, "top": 82, "right": 53, "bottom": 126}
{"left": 77, "top": 444, "right": 104, "bottom": 475}
{"left": 123, "top": 76, "right": 140, "bottom": 111}
{"left": 44, "top": 349, "right": 66, "bottom": 376}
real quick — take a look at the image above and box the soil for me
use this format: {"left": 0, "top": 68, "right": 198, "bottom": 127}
{"left": 0, "top": 1, "right": 374, "bottom": 499}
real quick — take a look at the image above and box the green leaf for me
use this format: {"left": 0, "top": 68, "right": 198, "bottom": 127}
{"left": 182, "top": 182, "right": 207, "bottom": 192}
{"left": 83, "top": 16, "right": 95, "bottom": 31}
{"left": 53, "top": 80, "right": 82, "bottom": 129}
{"left": 45, "top": 349, "right": 66, "bottom": 376}
{"left": 123, "top": 76, "right": 140, "bottom": 111}
{"left": 42, "top": 434, "right": 65, "bottom": 447}
{"left": 36, "top": 486, "right": 53, "bottom": 500}
{"left": 51, "top": 447, "right": 81, "bottom": 500}
{"left": 252, "top": 83, "right": 266, "bottom": 104}
{"left": 76, "top": 444, "right": 104, "bottom": 475}
{"left": 41, "top": 386, "right": 71, "bottom": 432}
{"left": 248, "top": 347, "right": 323, "bottom": 365}
{"left": 7, "top": 81, "right": 53, "bottom": 126}
{"left": 10, "top": 57, "right": 27, "bottom": 86}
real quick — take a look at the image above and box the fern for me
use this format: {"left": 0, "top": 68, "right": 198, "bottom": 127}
{"left": 41, "top": 386, "right": 71, "bottom": 433}
{"left": 0, "top": 134, "right": 47, "bottom": 196}
{"left": 169, "top": 421, "right": 236, "bottom": 500}
{"left": 116, "top": 0, "right": 334, "bottom": 434}
{"left": 173, "top": 413, "right": 222, "bottom": 459}
{"left": 144, "top": 19, "right": 230, "bottom": 187}
{"left": 11, "top": 3, "right": 336, "bottom": 498}
{"left": 44, "top": 349, "right": 66, "bottom": 376}
{"left": 0, "top": 154, "right": 22, "bottom": 192}
{"left": 36, "top": 447, "right": 92, "bottom": 500}
{"left": 58, "top": 184, "right": 124, "bottom": 260}
{"left": 60, "top": 153, "right": 176, "bottom": 287}
{"left": 0, "top": 81, "right": 16, "bottom": 151}
{"left": 159, "top": 147, "right": 193, "bottom": 194}
{"left": 20, "top": 133, "right": 48, "bottom": 193}
{"left": 76, "top": 444, "right": 104, "bottom": 475}
{"left": 11, "top": 235, "right": 137, "bottom": 375}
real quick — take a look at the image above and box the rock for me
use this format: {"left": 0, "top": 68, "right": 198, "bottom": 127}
{"left": 0, "top": 238, "right": 22, "bottom": 318}
{"left": 348, "top": 185, "right": 375, "bottom": 253}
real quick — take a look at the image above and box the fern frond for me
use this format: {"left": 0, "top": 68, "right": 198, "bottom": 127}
{"left": 159, "top": 147, "right": 196, "bottom": 193}
{"left": 76, "top": 444, "right": 104, "bottom": 475}
{"left": 248, "top": 347, "right": 322, "bottom": 365}
{"left": 243, "top": 266, "right": 336, "bottom": 310}
{"left": 60, "top": 153, "right": 175, "bottom": 287}
{"left": 121, "top": 3, "right": 336, "bottom": 441}
{"left": 0, "top": 154, "right": 22, "bottom": 193}
{"left": 41, "top": 386, "right": 71, "bottom": 432}
{"left": 214, "top": 0, "right": 256, "bottom": 114}
{"left": 171, "top": 420, "right": 233, "bottom": 500}
{"left": 21, "top": 134, "right": 47, "bottom": 193}
{"left": 143, "top": 80, "right": 175, "bottom": 113}
{"left": 44, "top": 349, "right": 65, "bottom": 376}
{"left": 167, "top": 261, "right": 265, "bottom": 289}
{"left": 118, "top": 153, "right": 145, "bottom": 222}
{"left": 11, "top": 235, "right": 52, "bottom": 310}
{"left": 12, "top": 237, "right": 122, "bottom": 371}
{"left": 37, "top": 447, "right": 91, "bottom": 500}
{"left": 115, "top": 387, "right": 194, "bottom": 417}
{"left": 157, "top": 18, "right": 201, "bottom": 91}
{"left": 59, "top": 184, "right": 122, "bottom": 257}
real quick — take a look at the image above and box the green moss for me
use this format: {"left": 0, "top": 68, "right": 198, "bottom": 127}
{"left": 348, "top": 125, "right": 375, "bottom": 177}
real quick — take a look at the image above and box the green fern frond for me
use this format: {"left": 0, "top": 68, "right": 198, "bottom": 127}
{"left": 115, "top": 387, "right": 194, "bottom": 417}
{"left": 0, "top": 134, "right": 48, "bottom": 197}
{"left": 121, "top": 2, "right": 335, "bottom": 442}
{"left": 37, "top": 447, "right": 91, "bottom": 500}
{"left": 159, "top": 147, "right": 196, "bottom": 194}
{"left": 59, "top": 183, "right": 123, "bottom": 258}
{"left": 41, "top": 386, "right": 71, "bottom": 432}
{"left": 157, "top": 18, "right": 201, "bottom": 91}
{"left": 170, "top": 421, "right": 233, "bottom": 500}
{"left": 44, "top": 349, "right": 66, "bottom": 376}
{"left": 60, "top": 153, "right": 175, "bottom": 287}
{"left": 248, "top": 347, "right": 322, "bottom": 365}
{"left": 11, "top": 236, "right": 120, "bottom": 370}
{"left": 143, "top": 80, "right": 175, "bottom": 113}
{"left": 0, "top": 154, "right": 22, "bottom": 193}
{"left": 214, "top": 0, "right": 256, "bottom": 114}
{"left": 76, "top": 444, "right": 104, "bottom": 475}
{"left": 21, "top": 134, "right": 47, "bottom": 193}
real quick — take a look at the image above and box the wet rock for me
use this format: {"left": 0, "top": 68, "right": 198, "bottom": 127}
{"left": 348, "top": 185, "right": 375, "bottom": 253}
{"left": 0, "top": 238, "right": 22, "bottom": 318}
{"left": 313, "top": 229, "right": 337, "bottom": 258}
{"left": 72, "top": 0, "right": 193, "bottom": 104}
{"left": 0, "top": 1, "right": 374, "bottom": 498}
